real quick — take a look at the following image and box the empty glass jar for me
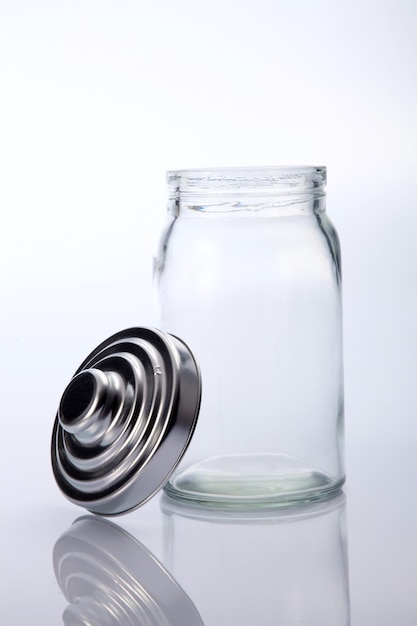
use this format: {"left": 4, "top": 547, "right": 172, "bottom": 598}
{"left": 154, "top": 166, "right": 344, "bottom": 507}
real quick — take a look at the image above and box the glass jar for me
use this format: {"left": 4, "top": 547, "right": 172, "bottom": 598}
{"left": 154, "top": 166, "right": 344, "bottom": 507}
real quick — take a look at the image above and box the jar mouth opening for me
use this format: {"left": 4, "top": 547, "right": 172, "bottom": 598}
{"left": 167, "top": 166, "right": 326, "bottom": 196}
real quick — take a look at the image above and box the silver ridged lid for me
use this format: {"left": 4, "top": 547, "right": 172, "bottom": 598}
{"left": 51, "top": 327, "right": 201, "bottom": 516}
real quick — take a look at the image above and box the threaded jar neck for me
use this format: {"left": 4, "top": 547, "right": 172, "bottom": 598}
{"left": 167, "top": 166, "right": 326, "bottom": 216}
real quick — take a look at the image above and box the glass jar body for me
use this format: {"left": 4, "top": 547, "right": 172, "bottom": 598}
{"left": 154, "top": 167, "right": 344, "bottom": 507}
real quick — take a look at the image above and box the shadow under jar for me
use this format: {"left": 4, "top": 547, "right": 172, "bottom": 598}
{"left": 154, "top": 166, "right": 345, "bottom": 508}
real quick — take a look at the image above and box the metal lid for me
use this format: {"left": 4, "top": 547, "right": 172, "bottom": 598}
{"left": 51, "top": 327, "right": 201, "bottom": 516}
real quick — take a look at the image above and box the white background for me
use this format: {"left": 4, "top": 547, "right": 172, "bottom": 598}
{"left": 1, "top": 1, "right": 416, "bottom": 623}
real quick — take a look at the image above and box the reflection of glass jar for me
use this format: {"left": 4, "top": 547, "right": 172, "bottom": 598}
{"left": 154, "top": 167, "right": 345, "bottom": 507}
{"left": 161, "top": 493, "right": 350, "bottom": 625}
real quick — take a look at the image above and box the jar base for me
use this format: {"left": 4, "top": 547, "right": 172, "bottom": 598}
{"left": 165, "top": 454, "right": 344, "bottom": 508}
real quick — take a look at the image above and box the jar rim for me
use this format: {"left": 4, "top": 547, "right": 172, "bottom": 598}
{"left": 167, "top": 166, "right": 326, "bottom": 195}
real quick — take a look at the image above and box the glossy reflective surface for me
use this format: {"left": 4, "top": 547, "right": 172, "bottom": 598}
{"left": 52, "top": 495, "right": 350, "bottom": 625}
{"left": 2, "top": 442, "right": 416, "bottom": 624}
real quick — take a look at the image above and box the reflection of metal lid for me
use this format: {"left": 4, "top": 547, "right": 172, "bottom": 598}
{"left": 53, "top": 516, "right": 204, "bottom": 625}
{"left": 51, "top": 328, "right": 201, "bottom": 515}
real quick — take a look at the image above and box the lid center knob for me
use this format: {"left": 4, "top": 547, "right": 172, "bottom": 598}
{"left": 60, "top": 371, "right": 96, "bottom": 427}
{"left": 58, "top": 368, "right": 121, "bottom": 443}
